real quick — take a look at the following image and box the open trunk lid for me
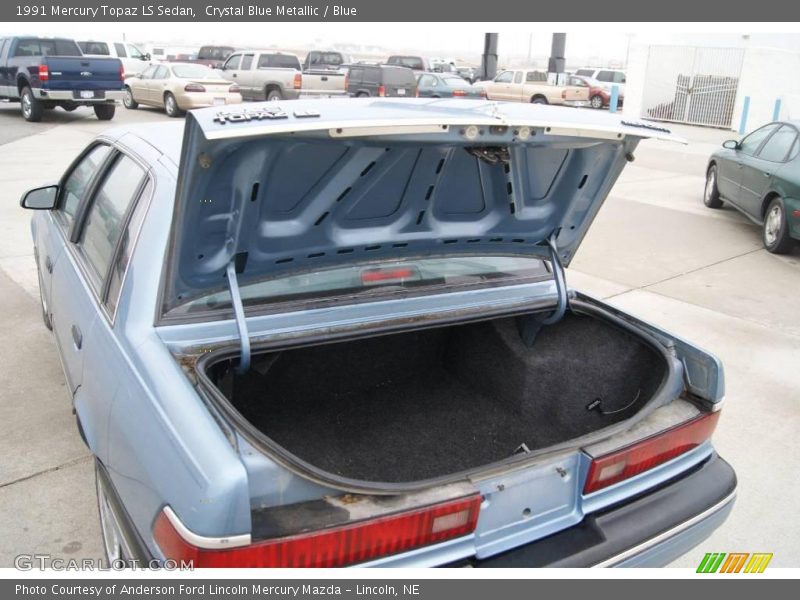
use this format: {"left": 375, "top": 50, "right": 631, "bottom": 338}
{"left": 161, "top": 98, "right": 683, "bottom": 317}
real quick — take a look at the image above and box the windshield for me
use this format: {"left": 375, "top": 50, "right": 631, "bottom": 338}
{"left": 389, "top": 56, "right": 424, "bottom": 70}
{"left": 173, "top": 256, "right": 550, "bottom": 315}
{"left": 171, "top": 64, "right": 217, "bottom": 79}
{"left": 198, "top": 46, "right": 234, "bottom": 60}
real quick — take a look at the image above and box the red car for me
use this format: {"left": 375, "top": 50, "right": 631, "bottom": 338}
{"left": 567, "top": 75, "right": 619, "bottom": 109}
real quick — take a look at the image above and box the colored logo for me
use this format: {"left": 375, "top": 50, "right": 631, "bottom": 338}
{"left": 697, "top": 552, "right": 773, "bottom": 573}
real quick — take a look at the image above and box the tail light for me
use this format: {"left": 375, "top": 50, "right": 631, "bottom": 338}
{"left": 415, "top": 88, "right": 419, "bottom": 97}
{"left": 184, "top": 83, "right": 206, "bottom": 93}
{"left": 561, "top": 90, "right": 567, "bottom": 99}
{"left": 344, "top": 73, "right": 349, "bottom": 90}
{"left": 38, "top": 64, "right": 49, "bottom": 83}
{"left": 377, "top": 84, "right": 386, "bottom": 97}
{"left": 293, "top": 73, "right": 302, "bottom": 90}
{"left": 583, "top": 411, "right": 721, "bottom": 494}
{"left": 479, "top": 89, "right": 487, "bottom": 98}
{"left": 452, "top": 89, "right": 467, "bottom": 97}
{"left": 361, "top": 266, "right": 420, "bottom": 285}
{"left": 228, "top": 84, "right": 241, "bottom": 94}
{"left": 119, "top": 64, "right": 125, "bottom": 81}
{"left": 154, "top": 494, "right": 481, "bottom": 568}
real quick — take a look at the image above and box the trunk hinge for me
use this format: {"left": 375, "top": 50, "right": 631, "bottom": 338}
{"left": 518, "top": 230, "right": 569, "bottom": 346}
{"left": 226, "top": 259, "right": 251, "bottom": 374}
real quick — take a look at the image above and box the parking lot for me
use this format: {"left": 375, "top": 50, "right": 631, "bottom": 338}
{"left": 0, "top": 100, "right": 798, "bottom": 568}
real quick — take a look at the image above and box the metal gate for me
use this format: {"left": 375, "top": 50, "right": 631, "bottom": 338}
{"left": 641, "top": 46, "right": 744, "bottom": 128}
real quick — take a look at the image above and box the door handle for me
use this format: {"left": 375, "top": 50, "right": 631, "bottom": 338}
{"left": 45, "top": 255, "right": 53, "bottom": 273}
{"left": 71, "top": 324, "right": 82, "bottom": 350}
{"left": 321, "top": 76, "right": 328, "bottom": 81}
{"left": 232, "top": 73, "right": 237, "bottom": 78}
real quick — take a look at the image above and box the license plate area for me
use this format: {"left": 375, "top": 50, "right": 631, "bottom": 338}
{"left": 213, "top": 97, "right": 226, "bottom": 106}
{"left": 472, "top": 453, "right": 583, "bottom": 559}
{"left": 80, "top": 91, "right": 95, "bottom": 99}
{"left": 397, "top": 88, "right": 406, "bottom": 95}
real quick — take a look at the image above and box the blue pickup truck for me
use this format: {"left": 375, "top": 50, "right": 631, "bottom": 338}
{"left": 0, "top": 36, "right": 124, "bottom": 122}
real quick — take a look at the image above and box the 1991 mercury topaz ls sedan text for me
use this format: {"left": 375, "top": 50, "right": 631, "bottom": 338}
{"left": 21, "top": 99, "right": 736, "bottom": 568}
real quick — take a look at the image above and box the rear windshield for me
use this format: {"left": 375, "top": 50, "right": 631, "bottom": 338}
{"left": 383, "top": 67, "right": 417, "bottom": 85}
{"left": 198, "top": 46, "right": 234, "bottom": 60}
{"left": 442, "top": 76, "right": 471, "bottom": 88}
{"left": 171, "top": 64, "right": 217, "bottom": 79}
{"left": 13, "top": 38, "right": 81, "bottom": 57}
{"left": 388, "top": 56, "right": 424, "bottom": 70}
{"left": 575, "top": 69, "right": 595, "bottom": 77}
{"left": 78, "top": 41, "right": 110, "bottom": 55}
{"left": 308, "top": 52, "right": 344, "bottom": 67}
{"left": 258, "top": 54, "right": 301, "bottom": 69}
{"left": 174, "top": 256, "right": 550, "bottom": 315}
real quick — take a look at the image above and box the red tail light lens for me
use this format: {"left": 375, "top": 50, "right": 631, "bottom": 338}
{"left": 293, "top": 73, "right": 302, "bottom": 90}
{"left": 344, "top": 74, "right": 349, "bottom": 89}
{"left": 583, "top": 411, "right": 720, "bottom": 494}
{"left": 119, "top": 64, "right": 125, "bottom": 81}
{"left": 452, "top": 89, "right": 467, "bottom": 97}
{"left": 38, "top": 64, "right": 49, "bottom": 82}
{"left": 228, "top": 84, "right": 241, "bottom": 94}
{"left": 361, "top": 266, "right": 420, "bottom": 285}
{"left": 154, "top": 495, "right": 481, "bottom": 568}
{"left": 378, "top": 85, "right": 386, "bottom": 97}
{"left": 184, "top": 83, "right": 206, "bottom": 93}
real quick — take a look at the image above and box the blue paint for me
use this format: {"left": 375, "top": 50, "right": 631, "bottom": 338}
{"left": 610, "top": 85, "right": 619, "bottom": 113}
{"left": 773, "top": 98, "right": 782, "bottom": 121}
{"left": 739, "top": 96, "right": 750, "bottom": 134}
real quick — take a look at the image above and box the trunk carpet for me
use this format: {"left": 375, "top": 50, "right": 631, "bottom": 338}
{"left": 225, "top": 313, "right": 667, "bottom": 483}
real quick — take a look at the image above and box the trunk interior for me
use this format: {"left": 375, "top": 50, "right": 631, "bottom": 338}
{"left": 206, "top": 311, "right": 670, "bottom": 483}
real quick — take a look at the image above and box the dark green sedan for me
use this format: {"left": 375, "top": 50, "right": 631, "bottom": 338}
{"left": 415, "top": 72, "right": 487, "bottom": 99}
{"left": 705, "top": 121, "right": 800, "bottom": 253}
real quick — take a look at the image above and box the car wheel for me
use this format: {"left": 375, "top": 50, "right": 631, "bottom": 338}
{"left": 356, "top": 92, "right": 369, "bottom": 98}
{"left": 590, "top": 95, "right": 604, "bottom": 109}
{"left": 703, "top": 165, "right": 724, "bottom": 209}
{"left": 266, "top": 89, "right": 283, "bottom": 102}
{"left": 93, "top": 104, "right": 116, "bottom": 121}
{"left": 123, "top": 87, "right": 138, "bottom": 109}
{"left": 20, "top": 86, "right": 43, "bottom": 122}
{"left": 96, "top": 460, "right": 127, "bottom": 566}
{"left": 164, "top": 93, "right": 182, "bottom": 117}
{"left": 763, "top": 197, "right": 795, "bottom": 254}
{"left": 531, "top": 96, "right": 548, "bottom": 104}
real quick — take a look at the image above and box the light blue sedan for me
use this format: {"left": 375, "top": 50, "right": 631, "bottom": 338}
{"left": 21, "top": 99, "right": 735, "bottom": 567}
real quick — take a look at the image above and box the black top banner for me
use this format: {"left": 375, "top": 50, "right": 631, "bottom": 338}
{"left": 2, "top": 0, "right": 800, "bottom": 22}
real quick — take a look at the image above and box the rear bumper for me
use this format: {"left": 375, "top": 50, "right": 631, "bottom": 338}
{"left": 463, "top": 452, "right": 736, "bottom": 568}
{"left": 35, "top": 89, "right": 124, "bottom": 103}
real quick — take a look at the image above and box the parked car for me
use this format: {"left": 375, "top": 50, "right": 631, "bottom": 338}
{"left": 386, "top": 55, "right": 430, "bottom": 73}
{"left": 475, "top": 69, "right": 579, "bottom": 105}
{"left": 300, "top": 51, "right": 349, "bottom": 97}
{"left": 218, "top": 50, "right": 345, "bottom": 101}
{"left": 574, "top": 67, "right": 626, "bottom": 99}
{"left": 456, "top": 66, "right": 479, "bottom": 84}
{"left": 77, "top": 39, "right": 152, "bottom": 77}
{"left": 563, "top": 75, "right": 612, "bottom": 109}
{"left": 347, "top": 64, "right": 417, "bottom": 97}
{"left": 122, "top": 63, "right": 241, "bottom": 117}
{"left": 303, "top": 50, "right": 352, "bottom": 71}
{"left": 416, "top": 72, "right": 486, "bottom": 99}
{"left": 704, "top": 121, "right": 800, "bottom": 253}
{"left": 192, "top": 45, "right": 236, "bottom": 69}
{"left": 0, "top": 36, "right": 124, "bottom": 121}
{"left": 21, "top": 99, "right": 735, "bottom": 567}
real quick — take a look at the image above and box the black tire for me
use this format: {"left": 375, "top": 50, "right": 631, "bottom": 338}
{"left": 20, "top": 86, "right": 43, "bottom": 122}
{"left": 266, "top": 88, "right": 283, "bottom": 102}
{"left": 703, "top": 165, "right": 724, "bottom": 209}
{"left": 762, "top": 196, "right": 795, "bottom": 254}
{"left": 163, "top": 93, "right": 182, "bottom": 118}
{"left": 356, "top": 92, "right": 369, "bottom": 98}
{"left": 531, "top": 96, "right": 548, "bottom": 105}
{"left": 93, "top": 104, "right": 116, "bottom": 121}
{"left": 123, "top": 86, "right": 138, "bottom": 109}
{"left": 590, "top": 94, "right": 604, "bottom": 109}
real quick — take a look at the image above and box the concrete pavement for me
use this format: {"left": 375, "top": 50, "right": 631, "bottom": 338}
{"left": 0, "top": 105, "right": 797, "bottom": 568}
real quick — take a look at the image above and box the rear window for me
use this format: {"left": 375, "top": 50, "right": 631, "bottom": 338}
{"left": 388, "top": 56, "right": 425, "bottom": 70}
{"left": 308, "top": 52, "right": 344, "bottom": 67}
{"left": 258, "top": 54, "right": 301, "bottom": 69}
{"left": 442, "top": 76, "right": 470, "bottom": 88}
{"left": 78, "top": 41, "right": 109, "bottom": 55}
{"left": 198, "top": 46, "right": 234, "bottom": 60}
{"left": 171, "top": 64, "right": 217, "bottom": 79}
{"left": 383, "top": 67, "right": 416, "bottom": 85}
{"left": 575, "top": 69, "right": 595, "bottom": 77}
{"left": 13, "top": 38, "right": 81, "bottom": 57}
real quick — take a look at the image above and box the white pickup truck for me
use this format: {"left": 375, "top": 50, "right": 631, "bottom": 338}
{"left": 218, "top": 50, "right": 346, "bottom": 101}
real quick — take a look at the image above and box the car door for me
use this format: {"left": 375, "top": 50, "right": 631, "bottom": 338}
{"left": 741, "top": 125, "right": 798, "bottom": 218}
{"left": 148, "top": 65, "right": 171, "bottom": 105}
{"left": 487, "top": 70, "right": 513, "bottom": 100}
{"left": 237, "top": 53, "right": 255, "bottom": 97}
{"left": 416, "top": 74, "right": 435, "bottom": 97}
{"left": 714, "top": 123, "right": 777, "bottom": 203}
{"left": 131, "top": 65, "right": 157, "bottom": 105}
{"left": 125, "top": 43, "right": 149, "bottom": 77}
{"left": 564, "top": 76, "right": 590, "bottom": 103}
{"left": 220, "top": 53, "right": 243, "bottom": 94}
{"left": 731, "top": 123, "right": 782, "bottom": 215}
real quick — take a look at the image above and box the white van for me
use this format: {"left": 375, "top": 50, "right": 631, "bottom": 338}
{"left": 77, "top": 40, "right": 152, "bottom": 77}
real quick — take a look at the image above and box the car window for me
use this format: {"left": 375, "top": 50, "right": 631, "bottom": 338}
{"left": 419, "top": 75, "right": 435, "bottom": 87}
{"left": 575, "top": 69, "right": 594, "bottom": 77}
{"left": 112, "top": 43, "right": 126, "bottom": 58}
{"left": 223, "top": 54, "right": 241, "bottom": 70}
{"left": 526, "top": 71, "right": 547, "bottom": 82}
{"left": 153, "top": 66, "right": 169, "bottom": 79}
{"left": 58, "top": 145, "right": 112, "bottom": 229}
{"left": 739, "top": 124, "right": 780, "bottom": 157}
{"left": 78, "top": 41, "right": 110, "bottom": 55}
{"left": 569, "top": 76, "right": 587, "bottom": 87}
{"left": 127, "top": 44, "right": 144, "bottom": 59}
{"left": 615, "top": 72, "right": 626, "bottom": 83}
{"left": 105, "top": 178, "right": 153, "bottom": 315}
{"left": 384, "top": 68, "right": 416, "bottom": 85}
{"left": 199, "top": 46, "right": 234, "bottom": 60}
{"left": 364, "top": 68, "right": 380, "bottom": 84}
{"left": 597, "top": 71, "right": 614, "bottom": 82}
{"left": 140, "top": 65, "right": 157, "bottom": 79}
{"left": 13, "top": 38, "right": 81, "bottom": 57}
{"left": 171, "top": 64, "right": 216, "bottom": 79}
{"left": 443, "top": 76, "right": 470, "bottom": 88}
{"left": 77, "top": 155, "right": 145, "bottom": 290}
{"left": 241, "top": 54, "right": 254, "bottom": 70}
{"left": 494, "top": 71, "right": 513, "bottom": 83}
{"left": 258, "top": 54, "right": 300, "bottom": 69}
{"left": 348, "top": 67, "right": 363, "bottom": 82}
{"left": 388, "top": 56, "right": 424, "bottom": 70}
{"left": 758, "top": 126, "right": 798, "bottom": 162}
{"left": 513, "top": 71, "right": 523, "bottom": 84}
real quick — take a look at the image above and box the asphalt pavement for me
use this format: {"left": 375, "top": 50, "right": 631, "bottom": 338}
{"left": 0, "top": 100, "right": 798, "bottom": 568}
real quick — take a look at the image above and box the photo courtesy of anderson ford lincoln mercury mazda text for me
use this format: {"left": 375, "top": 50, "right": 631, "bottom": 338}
{"left": 19, "top": 98, "right": 736, "bottom": 568}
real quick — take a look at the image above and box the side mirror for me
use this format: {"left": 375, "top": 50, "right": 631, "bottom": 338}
{"left": 20, "top": 185, "right": 58, "bottom": 210}
{"left": 723, "top": 140, "right": 739, "bottom": 150}
{"left": 142, "top": 53, "right": 151, "bottom": 61}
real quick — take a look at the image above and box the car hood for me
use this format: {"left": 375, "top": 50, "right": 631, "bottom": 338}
{"left": 162, "top": 98, "right": 682, "bottom": 314}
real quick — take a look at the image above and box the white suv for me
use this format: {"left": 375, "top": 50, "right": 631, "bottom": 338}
{"left": 77, "top": 40, "right": 152, "bottom": 77}
{"left": 574, "top": 67, "right": 626, "bottom": 99}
